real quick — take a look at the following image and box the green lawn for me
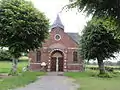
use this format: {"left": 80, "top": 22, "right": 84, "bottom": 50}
{"left": 0, "top": 61, "right": 28, "bottom": 73}
{"left": 65, "top": 70, "right": 120, "bottom": 90}
{"left": 0, "top": 71, "right": 46, "bottom": 90}
{"left": 0, "top": 61, "right": 46, "bottom": 90}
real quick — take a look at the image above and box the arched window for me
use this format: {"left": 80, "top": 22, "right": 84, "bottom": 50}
{"left": 73, "top": 51, "right": 78, "bottom": 63}
{"left": 36, "top": 51, "right": 41, "bottom": 62}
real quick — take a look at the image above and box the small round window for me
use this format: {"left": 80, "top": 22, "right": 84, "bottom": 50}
{"left": 55, "top": 34, "right": 61, "bottom": 41}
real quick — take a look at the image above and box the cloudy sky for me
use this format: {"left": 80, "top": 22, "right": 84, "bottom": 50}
{"left": 28, "top": 0, "right": 91, "bottom": 33}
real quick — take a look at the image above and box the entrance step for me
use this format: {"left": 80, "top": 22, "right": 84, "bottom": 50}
{"left": 47, "top": 72, "right": 64, "bottom": 76}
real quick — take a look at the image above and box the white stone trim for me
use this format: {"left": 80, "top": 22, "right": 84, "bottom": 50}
{"left": 68, "top": 47, "right": 78, "bottom": 49}
{"left": 48, "top": 66, "right": 50, "bottom": 68}
{"left": 49, "top": 48, "right": 66, "bottom": 58}
{"left": 54, "top": 34, "right": 61, "bottom": 41}
{"left": 64, "top": 66, "right": 67, "bottom": 68}
{"left": 64, "top": 63, "right": 66, "bottom": 65}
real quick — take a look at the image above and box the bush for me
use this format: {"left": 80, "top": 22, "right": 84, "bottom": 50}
{"left": 105, "top": 67, "right": 114, "bottom": 72}
{"left": 18, "top": 56, "right": 29, "bottom": 62}
{"left": 97, "top": 73, "right": 112, "bottom": 78}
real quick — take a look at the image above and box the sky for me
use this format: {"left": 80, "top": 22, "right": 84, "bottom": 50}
{"left": 28, "top": 0, "right": 91, "bottom": 33}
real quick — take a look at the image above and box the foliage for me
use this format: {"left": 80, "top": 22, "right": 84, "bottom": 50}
{"left": 0, "top": 49, "right": 12, "bottom": 61}
{"left": 87, "top": 66, "right": 116, "bottom": 72}
{"left": 80, "top": 18, "right": 120, "bottom": 74}
{"left": 69, "top": 0, "right": 120, "bottom": 36}
{"left": 8, "top": 68, "right": 19, "bottom": 76}
{"left": 86, "top": 65, "right": 120, "bottom": 70}
{"left": 69, "top": 0, "right": 120, "bottom": 20}
{"left": 0, "top": 0, "right": 49, "bottom": 58}
{"left": 80, "top": 18, "right": 120, "bottom": 60}
{"left": 0, "top": 0, "right": 49, "bottom": 75}
{"left": 18, "top": 56, "right": 29, "bottom": 61}
{"left": 0, "top": 71, "right": 46, "bottom": 90}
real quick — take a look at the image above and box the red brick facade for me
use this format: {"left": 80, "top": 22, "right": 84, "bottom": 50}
{"left": 28, "top": 15, "right": 84, "bottom": 72}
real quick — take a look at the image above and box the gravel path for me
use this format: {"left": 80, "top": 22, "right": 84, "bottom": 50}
{"left": 14, "top": 72, "right": 79, "bottom": 90}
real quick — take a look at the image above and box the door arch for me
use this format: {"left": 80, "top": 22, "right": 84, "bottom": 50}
{"left": 50, "top": 50, "right": 64, "bottom": 72}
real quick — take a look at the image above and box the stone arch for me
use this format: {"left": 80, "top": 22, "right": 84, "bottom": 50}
{"left": 49, "top": 49, "right": 65, "bottom": 72}
{"left": 49, "top": 48, "right": 66, "bottom": 58}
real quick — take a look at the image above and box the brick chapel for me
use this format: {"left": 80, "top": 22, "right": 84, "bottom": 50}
{"left": 29, "top": 15, "right": 84, "bottom": 72}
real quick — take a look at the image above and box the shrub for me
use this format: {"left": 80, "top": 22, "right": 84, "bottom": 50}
{"left": 18, "top": 56, "right": 29, "bottom": 62}
{"left": 105, "top": 67, "right": 114, "bottom": 72}
{"left": 97, "top": 73, "right": 112, "bottom": 78}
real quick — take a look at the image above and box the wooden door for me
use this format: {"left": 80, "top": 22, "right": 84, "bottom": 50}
{"left": 51, "top": 57, "right": 56, "bottom": 71}
{"left": 58, "top": 57, "right": 64, "bottom": 71}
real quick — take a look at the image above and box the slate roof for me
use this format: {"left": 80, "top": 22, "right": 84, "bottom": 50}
{"left": 67, "top": 33, "right": 80, "bottom": 44}
{"left": 51, "top": 14, "right": 64, "bottom": 30}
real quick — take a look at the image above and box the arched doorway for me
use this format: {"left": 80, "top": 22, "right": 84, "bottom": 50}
{"left": 50, "top": 50, "right": 64, "bottom": 72}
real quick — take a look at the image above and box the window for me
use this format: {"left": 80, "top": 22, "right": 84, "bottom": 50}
{"left": 54, "top": 34, "right": 61, "bottom": 41}
{"left": 36, "top": 51, "right": 41, "bottom": 62}
{"left": 73, "top": 51, "right": 78, "bottom": 63}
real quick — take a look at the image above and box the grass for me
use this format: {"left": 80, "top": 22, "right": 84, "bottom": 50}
{"left": 86, "top": 65, "right": 120, "bottom": 68}
{"left": 65, "top": 70, "right": 120, "bottom": 90}
{"left": 0, "top": 61, "right": 28, "bottom": 73}
{"left": 0, "top": 71, "right": 46, "bottom": 90}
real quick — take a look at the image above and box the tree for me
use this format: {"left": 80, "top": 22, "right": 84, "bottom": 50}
{"left": 80, "top": 18, "right": 120, "bottom": 74}
{"left": 69, "top": 0, "right": 120, "bottom": 36}
{"left": 0, "top": 0, "right": 49, "bottom": 74}
{"left": 69, "top": 0, "right": 120, "bottom": 20}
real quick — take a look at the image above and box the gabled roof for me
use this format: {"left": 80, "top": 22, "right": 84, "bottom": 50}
{"left": 67, "top": 33, "right": 80, "bottom": 44}
{"left": 51, "top": 14, "right": 64, "bottom": 30}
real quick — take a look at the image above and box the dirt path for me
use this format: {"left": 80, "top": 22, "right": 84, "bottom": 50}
{"left": 14, "top": 72, "right": 79, "bottom": 90}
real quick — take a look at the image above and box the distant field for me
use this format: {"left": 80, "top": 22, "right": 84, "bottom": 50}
{"left": 86, "top": 65, "right": 120, "bottom": 68}
{"left": 0, "top": 61, "right": 28, "bottom": 73}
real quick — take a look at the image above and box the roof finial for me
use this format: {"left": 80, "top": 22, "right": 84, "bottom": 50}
{"left": 51, "top": 14, "right": 64, "bottom": 30}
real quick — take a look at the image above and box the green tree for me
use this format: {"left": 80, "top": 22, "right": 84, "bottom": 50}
{"left": 69, "top": 0, "right": 120, "bottom": 19}
{"left": 69, "top": 0, "right": 120, "bottom": 35}
{"left": 0, "top": 0, "right": 49, "bottom": 74}
{"left": 80, "top": 18, "right": 120, "bottom": 74}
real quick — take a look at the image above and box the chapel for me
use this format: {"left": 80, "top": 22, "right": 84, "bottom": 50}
{"left": 29, "top": 15, "right": 84, "bottom": 72}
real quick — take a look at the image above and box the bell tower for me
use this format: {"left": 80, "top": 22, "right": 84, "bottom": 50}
{"left": 51, "top": 14, "right": 64, "bottom": 31}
